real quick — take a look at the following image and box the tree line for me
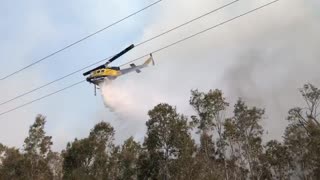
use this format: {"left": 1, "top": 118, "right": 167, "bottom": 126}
{"left": 0, "top": 83, "right": 319, "bottom": 180}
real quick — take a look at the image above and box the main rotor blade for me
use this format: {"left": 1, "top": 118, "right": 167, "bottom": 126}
{"left": 83, "top": 44, "right": 134, "bottom": 76}
{"left": 106, "top": 44, "right": 135, "bottom": 65}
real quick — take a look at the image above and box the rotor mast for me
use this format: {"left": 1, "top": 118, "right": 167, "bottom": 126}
{"left": 83, "top": 44, "right": 135, "bottom": 76}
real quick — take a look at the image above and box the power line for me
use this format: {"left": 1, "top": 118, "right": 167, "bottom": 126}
{"left": 121, "top": 0, "right": 280, "bottom": 66}
{"left": 135, "top": 0, "right": 240, "bottom": 47}
{"left": 0, "top": 80, "right": 85, "bottom": 117}
{"left": 0, "top": 0, "right": 240, "bottom": 107}
{"left": 0, "top": 0, "right": 163, "bottom": 81}
{"left": 0, "top": 0, "right": 280, "bottom": 117}
{"left": 0, "top": 57, "right": 111, "bottom": 107}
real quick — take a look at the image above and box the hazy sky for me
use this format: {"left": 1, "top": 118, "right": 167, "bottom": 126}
{"left": 0, "top": 0, "right": 319, "bottom": 151}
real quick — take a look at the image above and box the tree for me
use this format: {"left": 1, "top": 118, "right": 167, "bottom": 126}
{"left": 223, "top": 118, "right": 248, "bottom": 180}
{"left": 62, "top": 121, "right": 115, "bottom": 179}
{"left": 117, "top": 137, "right": 141, "bottom": 180}
{"left": 264, "top": 140, "right": 291, "bottom": 179}
{"left": 224, "top": 99, "right": 265, "bottom": 179}
{"left": 0, "top": 143, "right": 5, "bottom": 154}
{"left": 3, "top": 83, "right": 320, "bottom": 179}
{"left": 23, "top": 114, "right": 54, "bottom": 180}
{"left": 0, "top": 147, "right": 25, "bottom": 180}
{"left": 142, "top": 103, "right": 195, "bottom": 180}
{"left": 0, "top": 143, "right": 5, "bottom": 166}
{"left": 0, "top": 115, "right": 57, "bottom": 180}
{"left": 90, "top": 122, "right": 115, "bottom": 178}
{"left": 190, "top": 89, "right": 229, "bottom": 132}
{"left": 190, "top": 89, "right": 230, "bottom": 179}
{"left": 284, "top": 84, "right": 320, "bottom": 179}
{"left": 62, "top": 138, "right": 95, "bottom": 179}
{"left": 47, "top": 152, "right": 63, "bottom": 180}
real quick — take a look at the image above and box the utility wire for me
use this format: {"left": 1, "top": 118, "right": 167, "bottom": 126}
{"left": 121, "top": 0, "right": 280, "bottom": 66}
{"left": 0, "top": 57, "right": 111, "bottom": 106}
{"left": 135, "top": 0, "right": 240, "bottom": 46}
{"left": 0, "top": 0, "right": 240, "bottom": 107}
{"left": 0, "top": 80, "right": 85, "bottom": 117}
{"left": 0, "top": 0, "right": 280, "bottom": 117}
{"left": 0, "top": 0, "right": 163, "bottom": 81}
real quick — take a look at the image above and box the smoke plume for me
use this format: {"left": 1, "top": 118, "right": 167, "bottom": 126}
{"left": 99, "top": 0, "right": 320, "bottom": 142}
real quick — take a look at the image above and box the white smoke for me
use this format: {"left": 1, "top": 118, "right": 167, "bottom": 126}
{"left": 99, "top": 75, "right": 171, "bottom": 142}
{"left": 101, "top": 74, "right": 176, "bottom": 117}
{"left": 100, "top": 79, "right": 148, "bottom": 117}
{"left": 98, "top": 0, "right": 320, "bottom": 143}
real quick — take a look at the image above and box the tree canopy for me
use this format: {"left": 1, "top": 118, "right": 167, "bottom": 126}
{"left": 1, "top": 83, "right": 320, "bottom": 180}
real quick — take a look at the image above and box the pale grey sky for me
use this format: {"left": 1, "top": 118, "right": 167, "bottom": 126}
{"left": 0, "top": 0, "right": 319, "bottom": 151}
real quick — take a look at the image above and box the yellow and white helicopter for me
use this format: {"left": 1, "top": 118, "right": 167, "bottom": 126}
{"left": 83, "top": 44, "right": 154, "bottom": 94}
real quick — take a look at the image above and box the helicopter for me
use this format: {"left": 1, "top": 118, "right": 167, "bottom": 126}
{"left": 83, "top": 44, "right": 155, "bottom": 95}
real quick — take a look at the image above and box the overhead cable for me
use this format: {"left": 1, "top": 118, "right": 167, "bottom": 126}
{"left": 0, "top": 0, "right": 163, "bottom": 80}
{"left": 0, "top": 80, "right": 85, "bottom": 117}
{"left": 0, "top": 0, "right": 240, "bottom": 107}
{"left": 0, "top": 0, "right": 280, "bottom": 117}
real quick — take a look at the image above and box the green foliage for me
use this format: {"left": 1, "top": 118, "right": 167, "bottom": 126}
{"left": 264, "top": 140, "right": 291, "bottom": 179}
{"left": 190, "top": 89, "right": 229, "bottom": 132}
{"left": 284, "top": 83, "right": 320, "bottom": 179}
{"left": 1, "top": 83, "right": 320, "bottom": 180}
{"left": 223, "top": 99, "right": 265, "bottom": 179}
{"left": 117, "top": 137, "right": 141, "bottom": 180}
{"left": 0, "top": 147, "right": 25, "bottom": 180}
{"left": 24, "top": 115, "right": 53, "bottom": 156}
{"left": 142, "top": 103, "right": 195, "bottom": 179}
{"left": 62, "top": 121, "right": 115, "bottom": 179}
{"left": 190, "top": 89, "right": 230, "bottom": 179}
{"left": 23, "top": 115, "right": 54, "bottom": 179}
{"left": 0, "top": 115, "right": 56, "bottom": 180}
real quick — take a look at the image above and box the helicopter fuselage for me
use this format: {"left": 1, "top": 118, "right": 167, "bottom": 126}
{"left": 86, "top": 67, "right": 121, "bottom": 84}
{"left": 85, "top": 54, "right": 154, "bottom": 86}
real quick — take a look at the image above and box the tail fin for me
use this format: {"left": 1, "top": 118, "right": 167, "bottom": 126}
{"left": 143, "top": 54, "right": 155, "bottom": 66}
